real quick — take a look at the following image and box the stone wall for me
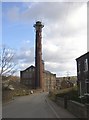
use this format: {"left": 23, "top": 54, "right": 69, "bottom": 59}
{"left": 67, "top": 100, "right": 87, "bottom": 118}
{"left": 86, "top": 104, "right": 89, "bottom": 119}
{"left": 56, "top": 97, "right": 64, "bottom": 108}
{"left": 56, "top": 97, "right": 89, "bottom": 119}
{"left": 56, "top": 96, "right": 68, "bottom": 108}
{"left": 2, "top": 90, "right": 14, "bottom": 103}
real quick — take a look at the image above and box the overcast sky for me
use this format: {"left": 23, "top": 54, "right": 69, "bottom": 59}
{"left": 2, "top": 1, "right": 87, "bottom": 77}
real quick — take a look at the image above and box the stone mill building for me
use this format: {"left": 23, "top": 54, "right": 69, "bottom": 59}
{"left": 20, "top": 21, "right": 56, "bottom": 91}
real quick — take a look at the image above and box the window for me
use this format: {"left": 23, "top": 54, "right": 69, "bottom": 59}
{"left": 85, "top": 79, "right": 89, "bottom": 95}
{"left": 27, "top": 80, "right": 31, "bottom": 85}
{"left": 84, "top": 59, "right": 88, "bottom": 72}
{"left": 23, "top": 73, "right": 27, "bottom": 78}
{"left": 29, "top": 74, "right": 32, "bottom": 78}
{"left": 79, "top": 82, "right": 84, "bottom": 97}
{"left": 31, "top": 68, "right": 34, "bottom": 72}
{"left": 26, "top": 70, "right": 29, "bottom": 72}
{"left": 29, "top": 80, "right": 32, "bottom": 85}
{"left": 78, "top": 62, "right": 81, "bottom": 74}
{"left": 25, "top": 80, "right": 28, "bottom": 85}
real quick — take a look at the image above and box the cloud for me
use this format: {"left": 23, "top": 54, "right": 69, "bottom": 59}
{"left": 41, "top": 3, "right": 87, "bottom": 76}
{"left": 16, "top": 47, "right": 34, "bottom": 62}
{"left": 2, "top": 0, "right": 88, "bottom": 3}
{"left": 14, "top": 45, "right": 35, "bottom": 71}
{"left": 4, "top": 2, "right": 87, "bottom": 76}
{"left": 6, "top": 2, "right": 84, "bottom": 23}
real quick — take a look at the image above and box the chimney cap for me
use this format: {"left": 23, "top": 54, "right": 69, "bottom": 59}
{"left": 33, "top": 21, "right": 44, "bottom": 29}
{"left": 36, "top": 21, "right": 42, "bottom": 24}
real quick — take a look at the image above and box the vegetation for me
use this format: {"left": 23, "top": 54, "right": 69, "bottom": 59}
{"left": 49, "top": 86, "right": 88, "bottom": 104}
{"left": 0, "top": 45, "right": 17, "bottom": 78}
{"left": 55, "top": 87, "right": 80, "bottom": 102}
{"left": 2, "top": 77, "right": 30, "bottom": 104}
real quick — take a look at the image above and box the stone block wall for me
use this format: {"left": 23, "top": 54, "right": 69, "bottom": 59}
{"left": 56, "top": 97, "right": 89, "bottom": 119}
{"left": 56, "top": 97, "right": 65, "bottom": 108}
{"left": 67, "top": 100, "right": 87, "bottom": 118}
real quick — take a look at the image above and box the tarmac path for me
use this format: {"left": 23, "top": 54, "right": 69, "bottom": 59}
{"left": 2, "top": 92, "right": 76, "bottom": 118}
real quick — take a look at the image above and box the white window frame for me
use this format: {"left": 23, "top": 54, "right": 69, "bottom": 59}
{"left": 84, "top": 59, "right": 88, "bottom": 72}
{"left": 78, "top": 62, "right": 81, "bottom": 74}
{"left": 79, "top": 82, "right": 83, "bottom": 96}
{"left": 84, "top": 79, "right": 89, "bottom": 95}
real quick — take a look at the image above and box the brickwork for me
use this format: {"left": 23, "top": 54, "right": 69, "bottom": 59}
{"left": 20, "top": 21, "right": 56, "bottom": 91}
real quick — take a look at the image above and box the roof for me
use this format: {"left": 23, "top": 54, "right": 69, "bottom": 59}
{"left": 44, "top": 70, "right": 56, "bottom": 76}
{"left": 76, "top": 52, "right": 89, "bottom": 61}
{"left": 21, "top": 65, "right": 35, "bottom": 72}
{"left": 44, "top": 70, "right": 51, "bottom": 74}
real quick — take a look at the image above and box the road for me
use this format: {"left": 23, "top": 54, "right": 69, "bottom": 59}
{"left": 2, "top": 92, "right": 76, "bottom": 118}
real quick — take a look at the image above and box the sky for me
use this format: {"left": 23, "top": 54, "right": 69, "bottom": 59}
{"left": 2, "top": 1, "right": 87, "bottom": 77}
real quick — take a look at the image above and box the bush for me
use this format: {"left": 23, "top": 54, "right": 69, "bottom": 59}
{"left": 55, "top": 87, "right": 83, "bottom": 103}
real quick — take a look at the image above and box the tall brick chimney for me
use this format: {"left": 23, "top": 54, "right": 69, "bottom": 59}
{"left": 33, "top": 21, "right": 44, "bottom": 89}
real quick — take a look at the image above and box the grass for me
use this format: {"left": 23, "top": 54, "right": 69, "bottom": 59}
{"left": 14, "top": 89, "right": 29, "bottom": 96}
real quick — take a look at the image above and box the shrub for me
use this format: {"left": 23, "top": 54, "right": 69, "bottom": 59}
{"left": 55, "top": 87, "right": 83, "bottom": 103}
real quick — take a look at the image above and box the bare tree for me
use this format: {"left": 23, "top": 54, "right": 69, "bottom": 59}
{"left": 0, "top": 45, "right": 17, "bottom": 79}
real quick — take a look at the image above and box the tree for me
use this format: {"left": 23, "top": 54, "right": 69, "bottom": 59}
{"left": 0, "top": 45, "right": 17, "bottom": 79}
